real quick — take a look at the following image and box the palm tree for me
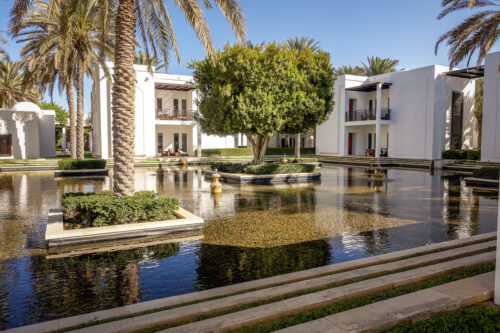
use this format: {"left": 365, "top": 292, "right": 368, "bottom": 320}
{"left": 474, "top": 77, "right": 483, "bottom": 148}
{"left": 12, "top": 0, "right": 246, "bottom": 196}
{"left": 436, "top": 0, "right": 500, "bottom": 68}
{"left": 0, "top": 31, "right": 9, "bottom": 61}
{"left": 286, "top": 36, "right": 321, "bottom": 158}
{"left": 361, "top": 56, "right": 399, "bottom": 76}
{"left": 15, "top": 0, "right": 114, "bottom": 160}
{"left": 134, "top": 50, "right": 165, "bottom": 72}
{"left": 0, "top": 60, "right": 38, "bottom": 108}
{"left": 286, "top": 36, "right": 320, "bottom": 53}
{"left": 334, "top": 65, "right": 365, "bottom": 77}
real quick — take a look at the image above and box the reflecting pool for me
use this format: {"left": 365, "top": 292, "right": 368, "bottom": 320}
{"left": 0, "top": 166, "right": 497, "bottom": 329}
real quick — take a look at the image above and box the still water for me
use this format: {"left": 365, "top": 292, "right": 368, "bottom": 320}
{"left": 0, "top": 166, "right": 497, "bottom": 329}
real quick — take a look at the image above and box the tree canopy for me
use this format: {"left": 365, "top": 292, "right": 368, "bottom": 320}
{"left": 40, "top": 101, "right": 68, "bottom": 126}
{"left": 190, "top": 42, "right": 333, "bottom": 164}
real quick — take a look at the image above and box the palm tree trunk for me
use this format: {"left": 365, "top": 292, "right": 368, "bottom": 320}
{"left": 112, "top": 0, "right": 136, "bottom": 196}
{"left": 76, "top": 55, "right": 85, "bottom": 160}
{"left": 66, "top": 79, "right": 76, "bottom": 159}
{"left": 294, "top": 133, "right": 300, "bottom": 158}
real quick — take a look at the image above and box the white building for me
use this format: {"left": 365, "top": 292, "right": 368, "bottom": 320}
{"left": 317, "top": 65, "right": 478, "bottom": 159}
{"left": 480, "top": 51, "right": 500, "bottom": 162}
{"left": 91, "top": 64, "right": 244, "bottom": 159}
{"left": 0, "top": 102, "right": 56, "bottom": 159}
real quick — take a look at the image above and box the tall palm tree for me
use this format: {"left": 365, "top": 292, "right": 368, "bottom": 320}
{"left": 15, "top": 0, "right": 114, "bottom": 160}
{"left": 134, "top": 50, "right": 165, "bottom": 71}
{"left": 436, "top": 0, "right": 500, "bottom": 68}
{"left": 361, "top": 56, "right": 399, "bottom": 76}
{"left": 286, "top": 36, "right": 320, "bottom": 53}
{"left": 286, "top": 36, "right": 321, "bottom": 158}
{"left": 0, "top": 31, "right": 10, "bottom": 61}
{"left": 0, "top": 60, "right": 38, "bottom": 108}
{"left": 12, "top": 0, "right": 246, "bottom": 196}
{"left": 334, "top": 65, "right": 365, "bottom": 77}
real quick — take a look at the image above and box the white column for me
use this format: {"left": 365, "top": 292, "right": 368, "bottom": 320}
{"left": 495, "top": 180, "right": 500, "bottom": 304}
{"left": 197, "top": 124, "right": 202, "bottom": 158}
{"left": 375, "top": 83, "right": 382, "bottom": 158}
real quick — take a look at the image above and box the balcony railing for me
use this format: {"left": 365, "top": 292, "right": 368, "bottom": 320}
{"left": 345, "top": 108, "right": 391, "bottom": 122}
{"left": 156, "top": 108, "right": 194, "bottom": 121}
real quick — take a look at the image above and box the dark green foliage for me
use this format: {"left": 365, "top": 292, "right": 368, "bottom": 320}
{"left": 58, "top": 158, "right": 107, "bottom": 170}
{"left": 442, "top": 149, "right": 481, "bottom": 160}
{"left": 40, "top": 101, "right": 68, "bottom": 126}
{"left": 197, "top": 147, "right": 315, "bottom": 157}
{"left": 388, "top": 305, "right": 500, "bottom": 333}
{"left": 61, "top": 191, "right": 179, "bottom": 228}
{"left": 473, "top": 167, "right": 499, "bottom": 180}
{"left": 211, "top": 163, "right": 315, "bottom": 175}
{"left": 287, "top": 157, "right": 318, "bottom": 163}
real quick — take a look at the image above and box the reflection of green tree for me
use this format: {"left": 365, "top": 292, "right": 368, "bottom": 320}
{"left": 235, "top": 186, "right": 317, "bottom": 214}
{"left": 196, "top": 239, "right": 330, "bottom": 290}
{"left": 24, "top": 243, "right": 179, "bottom": 323}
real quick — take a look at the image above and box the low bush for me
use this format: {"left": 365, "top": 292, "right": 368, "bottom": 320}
{"left": 197, "top": 147, "right": 316, "bottom": 157}
{"left": 211, "top": 162, "right": 315, "bottom": 175}
{"left": 58, "top": 158, "right": 107, "bottom": 170}
{"left": 442, "top": 149, "right": 481, "bottom": 160}
{"left": 473, "top": 167, "right": 499, "bottom": 180}
{"left": 287, "top": 157, "right": 318, "bottom": 163}
{"left": 61, "top": 191, "right": 179, "bottom": 228}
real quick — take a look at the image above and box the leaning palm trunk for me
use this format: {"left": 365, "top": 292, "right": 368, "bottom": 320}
{"left": 76, "top": 55, "right": 85, "bottom": 160}
{"left": 246, "top": 134, "right": 270, "bottom": 164}
{"left": 66, "top": 79, "right": 77, "bottom": 159}
{"left": 294, "top": 133, "right": 300, "bottom": 158}
{"left": 111, "top": 0, "right": 136, "bottom": 196}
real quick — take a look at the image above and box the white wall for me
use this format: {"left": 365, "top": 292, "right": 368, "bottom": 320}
{"left": 39, "top": 110, "right": 56, "bottom": 158}
{"left": 156, "top": 124, "right": 195, "bottom": 155}
{"left": 481, "top": 51, "right": 500, "bottom": 162}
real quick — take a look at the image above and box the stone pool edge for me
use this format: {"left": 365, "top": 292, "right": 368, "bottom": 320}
{"left": 203, "top": 169, "right": 321, "bottom": 184}
{"left": 45, "top": 208, "right": 204, "bottom": 248}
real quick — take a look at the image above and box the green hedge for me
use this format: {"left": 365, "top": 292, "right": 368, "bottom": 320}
{"left": 472, "top": 167, "right": 499, "bottom": 180}
{"left": 442, "top": 149, "right": 481, "bottom": 160}
{"left": 61, "top": 191, "right": 179, "bottom": 228}
{"left": 197, "top": 147, "right": 316, "bottom": 157}
{"left": 58, "top": 158, "right": 107, "bottom": 170}
{"left": 287, "top": 157, "right": 318, "bottom": 163}
{"left": 211, "top": 162, "right": 315, "bottom": 175}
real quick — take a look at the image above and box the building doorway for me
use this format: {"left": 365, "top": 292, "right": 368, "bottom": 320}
{"left": 0, "top": 134, "right": 12, "bottom": 156}
{"left": 348, "top": 133, "right": 354, "bottom": 155}
{"left": 451, "top": 91, "right": 464, "bottom": 149}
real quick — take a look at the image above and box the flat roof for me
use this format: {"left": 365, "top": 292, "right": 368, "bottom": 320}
{"left": 443, "top": 66, "right": 484, "bottom": 79}
{"left": 155, "top": 82, "right": 196, "bottom": 91}
{"left": 345, "top": 82, "right": 392, "bottom": 92}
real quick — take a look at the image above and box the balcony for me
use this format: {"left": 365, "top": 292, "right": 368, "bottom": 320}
{"left": 345, "top": 108, "right": 391, "bottom": 122}
{"left": 156, "top": 108, "right": 194, "bottom": 121}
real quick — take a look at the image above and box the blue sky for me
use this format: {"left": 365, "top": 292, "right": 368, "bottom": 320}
{"left": 0, "top": 0, "right": 497, "bottom": 112}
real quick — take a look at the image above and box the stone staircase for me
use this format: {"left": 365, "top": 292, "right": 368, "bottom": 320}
{"left": 9, "top": 232, "right": 496, "bottom": 333}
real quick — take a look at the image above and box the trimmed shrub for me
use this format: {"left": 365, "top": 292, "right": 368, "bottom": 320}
{"left": 287, "top": 157, "right": 318, "bottom": 163}
{"left": 442, "top": 149, "right": 466, "bottom": 160}
{"left": 244, "top": 163, "right": 316, "bottom": 175}
{"left": 465, "top": 148, "right": 481, "bottom": 160}
{"left": 61, "top": 191, "right": 179, "bottom": 228}
{"left": 58, "top": 158, "right": 107, "bottom": 170}
{"left": 197, "top": 147, "right": 316, "bottom": 157}
{"left": 472, "top": 167, "right": 499, "bottom": 180}
{"left": 210, "top": 162, "right": 247, "bottom": 173}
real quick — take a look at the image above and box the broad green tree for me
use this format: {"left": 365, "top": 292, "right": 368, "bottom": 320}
{"left": 474, "top": 77, "right": 483, "bottom": 148}
{"left": 361, "top": 56, "right": 399, "bottom": 76}
{"left": 285, "top": 38, "right": 334, "bottom": 158}
{"left": 40, "top": 101, "right": 68, "bottom": 125}
{"left": 191, "top": 43, "right": 333, "bottom": 164}
{"left": 12, "top": 0, "right": 246, "bottom": 196}
{"left": 0, "top": 60, "right": 38, "bottom": 108}
{"left": 436, "top": 0, "right": 500, "bottom": 68}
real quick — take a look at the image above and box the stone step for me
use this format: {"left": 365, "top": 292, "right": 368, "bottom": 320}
{"left": 8, "top": 232, "right": 495, "bottom": 333}
{"left": 159, "top": 252, "right": 494, "bottom": 333}
{"left": 65, "top": 242, "right": 496, "bottom": 333}
{"left": 278, "top": 272, "right": 494, "bottom": 333}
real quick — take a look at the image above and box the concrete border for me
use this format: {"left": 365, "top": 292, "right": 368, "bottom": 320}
{"left": 464, "top": 177, "right": 499, "bottom": 189}
{"left": 203, "top": 169, "right": 321, "bottom": 184}
{"left": 54, "top": 169, "right": 109, "bottom": 177}
{"left": 45, "top": 208, "right": 204, "bottom": 248}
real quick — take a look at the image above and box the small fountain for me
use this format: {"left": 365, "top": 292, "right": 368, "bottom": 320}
{"left": 281, "top": 154, "right": 288, "bottom": 164}
{"left": 211, "top": 169, "right": 222, "bottom": 193}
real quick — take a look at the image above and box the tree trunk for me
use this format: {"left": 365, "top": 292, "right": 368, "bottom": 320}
{"left": 76, "top": 54, "right": 85, "bottom": 160}
{"left": 112, "top": 0, "right": 136, "bottom": 196}
{"left": 246, "top": 133, "right": 270, "bottom": 164}
{"left": 294, "top": 133, "right": 300, "bottom": 158}
{"left": 66, "top": 79, "right": 76, "bottom": 159}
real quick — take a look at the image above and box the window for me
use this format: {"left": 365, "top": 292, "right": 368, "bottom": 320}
{"left": 173, "top": 99, "right": 179, "bottom": 117}
{"left": 0, "top": 134, "right": 12, "bottom": 156}
{"left": 174, "top": 133, "right": 179, "bottom": 149}
{"left": 156, "top": 98, "right": 162, "bottom": 110}
{"left": 182, "top": 133, "right": 187, "bottom": 152}
{"left": 451, "top": 91, "right": 464, "bottom": 149}
{"left": 181, "top": 99, "right": 187, "bottom": 117}
{"left": 157, "top": 133, "right": 163, "bottom": 153}
{"left": 368, "top": 133, "right": 372, "bottom": 149}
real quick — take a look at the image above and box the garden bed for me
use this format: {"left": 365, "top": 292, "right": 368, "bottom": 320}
{"left": 204, "top": 169, "right": 321, "bottom": 184}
